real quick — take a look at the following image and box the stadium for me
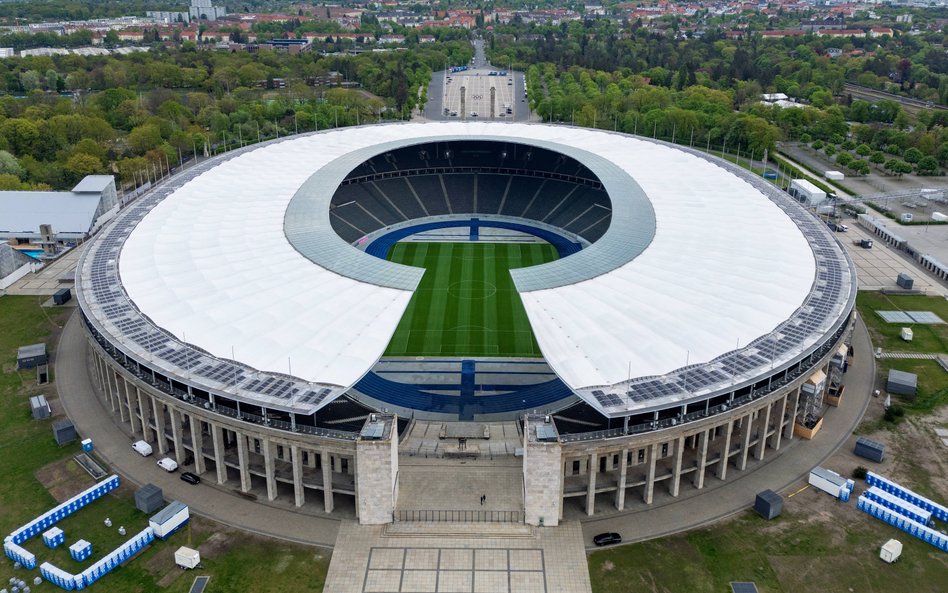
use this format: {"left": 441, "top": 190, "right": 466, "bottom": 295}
{"left": 76, "top": 122, "right": 857, "bottom": 524}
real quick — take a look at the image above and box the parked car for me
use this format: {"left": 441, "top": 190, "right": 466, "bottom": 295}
{"left": 157, "top": 457, "right": 178, "bottom": 472}
{"left": 180, "top": 472, "right": 201, "bottom": 485}
{"left": 593, "top": 532, "right": 622, "bottom": 546}
{"left": 132, "top": 440, "right": 153, "bottom": 457}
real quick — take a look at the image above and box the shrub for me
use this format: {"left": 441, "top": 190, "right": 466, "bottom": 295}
{"left": 852, "top": 466, "right": 868, "bottom": 480}
{"left": 811, "top": 139, "right": 825, "bottom": 150}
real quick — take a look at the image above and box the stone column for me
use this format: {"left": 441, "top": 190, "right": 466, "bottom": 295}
{"left": 755, "top": 402, "right": 772, "bottom": 460}
{"left": 670, "top": 436, "right": 685, "bottom": 497}
{"left": 522, "top": 415, "right": 563, "bottom": 527}
{"left": 263, "top": 438, "right": 277, "bottom": 502}
{"left": 738, "top": 413, "right": 753, "bottom": 471}
{"left": 151, "top": 397, "right": 167, "bottom": 454}
{"left": 615, "top": 448, "right": 628, "bottom": 511}
{"left": 321, "top": 450, "right": 334, "bottom": 513}
{"left": 236, "top": 432, "right": 252, "bottom": 493}
{"left": 585, "top": 453, "right": 597, "bottom": 516}
{"left": 718, "top": 419, "right": 734, "bottom": 481}
{"left": 291, "top": 444, "right": 305, "bottom": 508}
{"left": 786, "top": 386, "right": 801, "bottom": 440}
{"left": 643, "top": 442, "right": 658, "bottom": 504}
{"left": 169, "top": 407, "right": 185, "bottom": 465}
{"left": 136, "top": 387, "right": 150, "bottom": 439}
{"left": 694, "top": 429, "right": 710, "bottom": 489}
{"left": 211, "top": 423, "right": 227, "bottom": 485}
{"left": 772, "top": 393, "right": 787, "bottom": 451}
{"left": 123, "top": 378, "right": 139, "bottom": 435}
{"left": 189, "top": 415, "right": 206, "bottom": 474}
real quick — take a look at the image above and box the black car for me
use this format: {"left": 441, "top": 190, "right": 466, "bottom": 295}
{"left": 593, "top": 532, "right": 622, "bottom": 546}
{"left": 180, "top": 471, "right": 201, "bottom": 485}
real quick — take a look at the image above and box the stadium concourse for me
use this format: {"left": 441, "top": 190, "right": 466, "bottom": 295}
{"left": 71, "top": 121, "right": 857, "bottom": 570}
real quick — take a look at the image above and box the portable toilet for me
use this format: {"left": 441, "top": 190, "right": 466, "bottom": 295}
{"left": 81, "top": 438, "right": 93, "bottom": 452}
{"left": 880, "top": 539, "right": 902, "bottom": 563}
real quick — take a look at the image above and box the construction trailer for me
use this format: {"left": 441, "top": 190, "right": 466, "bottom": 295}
{"left": 809, "top": 466, "right": 853, "bottom": 500}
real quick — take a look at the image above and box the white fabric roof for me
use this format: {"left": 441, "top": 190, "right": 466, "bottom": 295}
{"left": 120, "top": 123, "right": 815, "bottom": 391}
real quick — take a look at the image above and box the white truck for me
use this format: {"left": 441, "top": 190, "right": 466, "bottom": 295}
{"left": 789, "top": 179, "right": 827, "bottom": 206}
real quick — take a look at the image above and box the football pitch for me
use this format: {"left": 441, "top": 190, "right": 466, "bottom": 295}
{"left": 384, "top": 242, "right": 559, "bottom": 357}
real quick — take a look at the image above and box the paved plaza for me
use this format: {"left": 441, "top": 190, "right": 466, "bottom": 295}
{"left": 324, "top": 521, "right": 591, "bottom": 593}
{"left": 842, "top": 225, "right": 946, "bottom": 295}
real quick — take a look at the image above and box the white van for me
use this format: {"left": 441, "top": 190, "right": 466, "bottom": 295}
{"left": 132, "top": 440, "right": 153, "bottom": 457}
{"left": 157, "top": 457, "right": 178, "bottom": 472}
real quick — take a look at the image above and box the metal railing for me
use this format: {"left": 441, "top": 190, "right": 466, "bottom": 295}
{"left": 394, "top": 509, "right": 523, "bottom": 523}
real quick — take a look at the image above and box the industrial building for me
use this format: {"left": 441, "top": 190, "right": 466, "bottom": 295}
{"left": 76, "top": 123, "right": 856, "bottom": 525}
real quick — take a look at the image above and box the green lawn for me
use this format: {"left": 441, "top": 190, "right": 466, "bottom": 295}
{"left": 384, "top": 242, "right": 558, "bottom": 357}
{"left": 855, "top": 292, "right": 948, "bottom": 355}
{"left": 590, "top": 507, "right": 948, "bottom": 593}
{"left": 0, "top": 296, "right": 329, "bottom": 592}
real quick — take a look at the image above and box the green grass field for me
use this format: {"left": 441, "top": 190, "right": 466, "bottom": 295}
{"left": 384, "top": 242, "right": 558, "bottom": 357}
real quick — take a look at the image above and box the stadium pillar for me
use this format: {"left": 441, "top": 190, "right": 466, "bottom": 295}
{"left": 786, "top": 386, "right": 802, "bottom": 440}
{"left": 321, "top": 450, "right": 334, "bottom": 513}
{"left": 189, "top": 415, "right": 206, "bottom": 475}
{"left": 585, "top": 453, "right": 597, "bottom": 516}
{"left": 694, "top": 429, "right": 709, "bottom": 489}
{"left": 124, "top": 377, "right": 139, "bottom": 436}
{"left": 718, "top": 419, "right": 734, "bottom": 481}
{"left": 136, "top": 387, "right": 150, "bottom": 439}
{"left": 670, "top": 436, "right": 685, "bottom": 497}
{"left": 614, "top": 448, "right": 628, "bottom": 510}
{"left": 291, "top": 445, "right": 305, "bottom": 508}
{"left": 643, "top": 442, "right": 658, "bottom": 504}
{"left": 236, "top": 432, "right": 252, "bottom": 493}
{"left": 263, "top": 438, "right": 278, "bottom": 502}
{"left": 756, "top": 402, "right": 772, "bottom": 460}
{"left": 211, "top": 423, "right": 227, "bottom": 485}
{"left": 151, "top": 396, "right": 167, "bottom": 455}
{"left": 169, "top": 408, "right": 185, "bottom": 465}
{"left": 738, "top": 413, "right": 753, "bottom": 471}
{"left": 772, "top": 393, "right": 788, "bottom": 451}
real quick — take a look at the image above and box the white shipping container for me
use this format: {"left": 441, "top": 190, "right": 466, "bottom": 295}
{"left": 931, "top": 211, "right": 947, "bottom": 222}
{"left": 901, "top": 328, "right": 913, "bottom": 341}
{"left": 149, "top": 501, "right": 189, "bottom": 539}
{"left": 825, "top": 170, "right": 845, "bottom": 180}
{"left": 880, "top": 539, "right": 902, "bottom": 563}
{"left": 808, "top": 466, "right": 848, "bottom": 498}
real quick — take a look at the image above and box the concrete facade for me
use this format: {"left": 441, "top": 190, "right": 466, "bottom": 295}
{"left": 85, "top": 312, "right": 849, "bottom": 524}
{"left": 355, "top": 414, "right": 399, "bottom": 525}
{"left": 522, "top": 415, "right": 563, "bottom": 527}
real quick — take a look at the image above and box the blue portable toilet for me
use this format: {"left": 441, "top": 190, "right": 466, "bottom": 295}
{"left": 81, "top": 439, "right": 93, "bottom": 452}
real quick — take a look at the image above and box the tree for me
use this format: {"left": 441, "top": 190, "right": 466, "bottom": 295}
{"left": 0, "top": 118, "right": 39, "bottom": 155}
{"left": 884, "top": 159, "right": 912, "bottom": 177}
{"left": 916, "top": 156, "right": 939, "bottom": 175}
{"left": 870, "top": 151, "right": 885, "bottom": 164}
{"left": 19, "top": 70, "right": 41, "bottom": 91}
{"left": 903, "top": 147, "right": 923, "bottom": 164}
{"left": 855, "top": 144, "right": 871, "bottom": 156}
{"left": 65, "top": 152, "right": 103, "bottom": 182}
{"left": 126, "top": 124, "right": 163, "bottom": 154}
{"left": 850, "top": 159, "right": 870, "bottom": 175}
{"left": 0, "top": 150, "right": 23, "bottom": 177}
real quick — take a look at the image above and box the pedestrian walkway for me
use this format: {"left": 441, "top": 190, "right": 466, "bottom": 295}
{"left": 876, "top": 351, "right": 941, "bottom": 360}
{"left": 324, "top": 520, "right": 591, "bottom": 593}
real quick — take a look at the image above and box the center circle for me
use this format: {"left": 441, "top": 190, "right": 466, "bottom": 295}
{"left": 448, "top": 280, "right": 497, "bottom": 300}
